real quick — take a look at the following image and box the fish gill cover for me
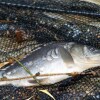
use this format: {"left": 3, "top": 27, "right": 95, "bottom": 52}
{"left": 0, "top": 0, "right": 100, "bottom": 100}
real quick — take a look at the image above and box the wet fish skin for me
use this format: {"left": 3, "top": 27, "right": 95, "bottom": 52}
{"left": 0, "top": 42, "right": 74, "bottom": 86}
{"left": 0, "top": 66, "right": 99, "bottom": 100}
{"left": 0, "top": 0, "right": 99, "bottom": 99}
{"left": 35, "top": 66, "right": 100, "bottom": 100}
{"left": 0, "top": 42, "right": 100, "bottom": 87}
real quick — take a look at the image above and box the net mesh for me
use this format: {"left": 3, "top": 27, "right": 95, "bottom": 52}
{"left": 0, "top": 67, "right": 99, "bottom": 100}
{"left": 0, "top": 0, "right": 100, "bottom": 100}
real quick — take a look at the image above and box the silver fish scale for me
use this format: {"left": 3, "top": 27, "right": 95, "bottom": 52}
{"left": 0, "top": 0, "right": 100, "bottom": 100}
{"left": 0, "top": 67, "right": 99, "bottom": 100}
{"left": 32, "top": 67, "right": 100, "bottom": 100}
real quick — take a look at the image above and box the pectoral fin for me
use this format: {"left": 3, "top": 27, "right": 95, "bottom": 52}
{"left": 59, "top": 47, "right": 74, "bottom": 64}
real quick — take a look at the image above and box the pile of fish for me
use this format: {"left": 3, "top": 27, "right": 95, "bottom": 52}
{"left": 0, "top": 0, "right": 100, "bottom": 100}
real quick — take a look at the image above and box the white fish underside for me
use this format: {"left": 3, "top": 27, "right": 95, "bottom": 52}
{"left": 0, "top": 42, "right": 100, "bottom": 87}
